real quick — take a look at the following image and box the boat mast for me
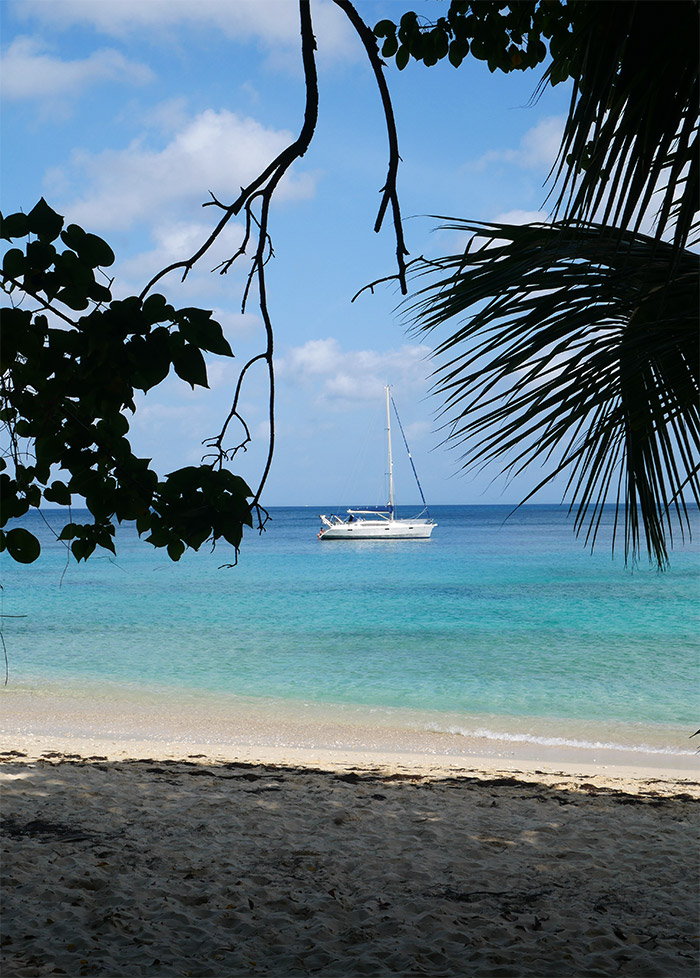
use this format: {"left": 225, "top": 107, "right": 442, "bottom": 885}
{"left": 385, "top": 385, "right": 394, "bottom": 517}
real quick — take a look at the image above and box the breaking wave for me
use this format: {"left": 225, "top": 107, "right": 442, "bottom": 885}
{"left": 422, "top": 724, "right": 695, "bottom": 756}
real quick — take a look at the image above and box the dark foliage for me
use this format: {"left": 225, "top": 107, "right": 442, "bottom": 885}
{"left": 406, "top": 220, "right": 699, "bottom": 566}
{"left": 376, "top": 1, "right": 699, "bottom": 565}
{"left": 1, "top": 200, "right": 252, "bottom": 564}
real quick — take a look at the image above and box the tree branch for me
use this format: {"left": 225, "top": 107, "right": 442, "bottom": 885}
{"left": 202, "top": 352, "right": 267, "bottom": 461}
{"left": 1, "top": 274, "right": 80, "bottom": 328}
{"left": 136, "top": 1, "right": 407, "bottom": 530}
{"left": 332, "top": 0, "right": 409, "bottom": 294}
{"left": 175, "top": 0, "right": 320, "bottom": 512}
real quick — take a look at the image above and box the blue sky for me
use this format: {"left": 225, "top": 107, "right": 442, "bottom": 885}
{"left": 1, "top": 0, "right": 574, "bottom": 508}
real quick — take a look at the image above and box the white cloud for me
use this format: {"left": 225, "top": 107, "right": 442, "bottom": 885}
{"left": 278, "top": 339, "right": 432, "bottom": 404}
{"left": 493, "top": 209, "right": 549, "bottom": 225}
{"left": 0, "top": 35, "right": 153, "bottom": 99}
{"left": 468, "top": 116, "right": 565, "bottom": 172}
{"left": 137, "top": 98, "right": 191, "bottom": 138}
{"left": 16, "top": 0, "right": 294, "bottom": 38}
{"left": 403, "top": 419, "right": 432, "bottom": 443}
{"left": 15, "top": 0, "right": 358, "bottom": 64}
{"left": 54, "top": 108, "right": 317, "bottom": 232}
{"left": 281, "top": 338, "right": 339, "bottom": 376}
{"left": 517, "top": 116, "right": 564, "bottom": 168}
{"left": 115, "top": 219, "right": 249, "bottom": 292}
{"left": 205, "top": 355, "right": 245, "bottom": 392}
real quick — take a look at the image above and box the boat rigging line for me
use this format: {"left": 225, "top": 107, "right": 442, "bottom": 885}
{"left": 389, "top": 393, "right": 431, "bottom": 520}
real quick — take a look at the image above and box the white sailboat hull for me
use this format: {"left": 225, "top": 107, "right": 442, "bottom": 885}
{"left": 319, "top": 518, "right": 435, "bottom": 540}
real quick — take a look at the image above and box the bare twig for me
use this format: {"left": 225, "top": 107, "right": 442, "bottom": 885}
{"left": 202, "top": 352, "right": 268, "bottom": 462}
{"left": 218, "top": 0, "right": 319, "bottom": 509}
{"left": 137, "top": 1, "right": 408, "bottom": 528}
{"left": 186, "top": 0, "right": 320, "bottom": 511}
{"left": 139, "top": 1, "right": 320, "bottom": 304}
{"left": 1, "top": 627, "right": 8, "bottom": 686}
{"left": 332, "top": 0, "right": 409, "bottom": 294}
{"left": 351, "top": 256, "right": 433, "bottom": 302}
{"left": 211, "top": 201, "right": 257, "bottom": 278}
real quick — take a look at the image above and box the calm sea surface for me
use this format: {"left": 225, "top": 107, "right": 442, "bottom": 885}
{"left": 1, "top": 506, "right": 698, "bottom": 756}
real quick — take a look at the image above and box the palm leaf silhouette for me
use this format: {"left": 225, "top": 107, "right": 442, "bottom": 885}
{"left": 402, "top": 2, "right": 698, "bottom": 566}
{"left": 407, "top": 220, "right": 699, "bottom": 566}
{"left": 541, "top": 1, "right": 698, "bottom": 252}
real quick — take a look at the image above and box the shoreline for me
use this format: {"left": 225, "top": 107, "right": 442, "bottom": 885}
{"left": 3, "top": 735, "right": 699, "bottom": 798}
{"left": 2, "top": 684, "right": 698, "bottom": 793}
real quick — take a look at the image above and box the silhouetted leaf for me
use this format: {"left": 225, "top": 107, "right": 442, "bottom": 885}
{"left": 26, "top": 240, "right": 56, "bottom": 271}
{"left": 3, "top": 249, "right": 25, "bottom": 279}
{"left": 167, "top": 540, "right": 186, "bottom": 561}
{"left": 87, "top": 281, "right": 112, "bottom": 304}
{"left": 142, "top": 293, "right": 173, "bottom": 326}
{"left": 26, "top": 198, "right": 63, "bottom": 242}
{"left": 55, "top": 288, "right": 90, "bottom": 311}
{"left": 374, "top": 19, "right": 396, "bottom": 37}
{"left": 1, "top": 212, "right": 30, "bottom": 240}
{"left": 178, "top": 309, "right": 233, "bottom": 357}
{"left": 4, "top": 527, "right": 41, "bottom": 563}
{"left": 172, "top": 343, "right": 209, "bottom": 389}
{"left": 60, "top": 224, "right": 86, "bottom": 252}
{"left": 71, "top": 538, "right": 96, "bottom": 562}
{"left": 43, "top": 481, "right": 71, "bottom": 505}
{"left": 382, "top": 35, "right": 398, "bottom": 58}
{"left": 80, "top": 233, "right": 115, "bottom": 268}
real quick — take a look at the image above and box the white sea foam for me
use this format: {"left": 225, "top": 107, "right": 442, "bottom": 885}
{"left": 422, "top": 724, "right": 696, "bottom": 756}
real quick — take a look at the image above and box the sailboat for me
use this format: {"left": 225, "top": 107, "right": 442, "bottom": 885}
{"left": 318, "top": 386, "right": 437, "bottom": 540}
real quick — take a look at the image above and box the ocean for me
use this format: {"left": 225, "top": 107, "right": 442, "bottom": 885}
{"left": 1, "top": 505, "right": 698, "bottom": 762}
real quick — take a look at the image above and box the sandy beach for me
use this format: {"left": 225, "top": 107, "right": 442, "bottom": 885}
{"left": 2, "top": 709, "right": 699, "bottom": 978}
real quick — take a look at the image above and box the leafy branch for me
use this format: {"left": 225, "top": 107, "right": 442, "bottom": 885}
{"left": 1, "top": 199, "right": 252, "bottom": 564}
{"left": 334, "top": 0, "right": 410, "bottom": 294}
{"left": 1, "top": 0, "right": 417, "bottom": 566}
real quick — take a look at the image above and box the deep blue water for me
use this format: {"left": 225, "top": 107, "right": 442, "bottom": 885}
{"left": 1, "top": 506, "right": 698, "bottom": 746}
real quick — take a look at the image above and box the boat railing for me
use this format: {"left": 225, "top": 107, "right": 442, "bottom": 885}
{"left": 320, "top": 514, "right": 347, "bottom": 527}
{"left": 346, "top": 508, "right": 392, "bottom": 521}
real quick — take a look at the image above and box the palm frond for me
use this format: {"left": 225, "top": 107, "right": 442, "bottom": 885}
{"left": 541, "top": 1, "right": 699, "bottom": 250}
{"left": 406, "top": 220, "right": 700, "bottom": 567}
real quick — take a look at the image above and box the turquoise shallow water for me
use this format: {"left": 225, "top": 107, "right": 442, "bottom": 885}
{"left": 1, "top": 506, "right": 698, "bottom": 754}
